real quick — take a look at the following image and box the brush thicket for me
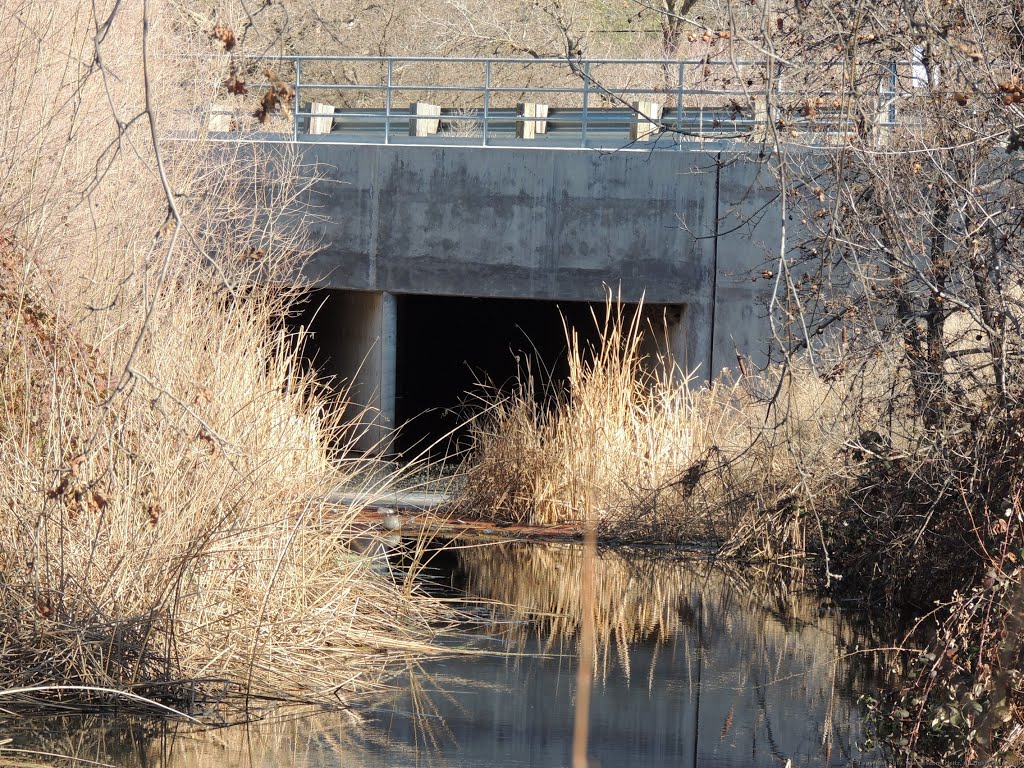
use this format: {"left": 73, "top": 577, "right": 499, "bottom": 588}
{"left": 456, "top": 298, "right": 896, "bottom": 549}
{"left": 0, "top": 0, "right": 435, "bottom": 713}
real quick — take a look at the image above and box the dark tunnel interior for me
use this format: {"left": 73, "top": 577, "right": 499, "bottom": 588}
{"left": 394, "top": 294, "right": 606, "bottom": 457}
{"left": 290, "top": 290, "right": 677, "bottom": 459}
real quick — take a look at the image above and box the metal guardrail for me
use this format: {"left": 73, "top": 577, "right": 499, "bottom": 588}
{"left": 202, "top": 55, "right": 903, "bottom": 150}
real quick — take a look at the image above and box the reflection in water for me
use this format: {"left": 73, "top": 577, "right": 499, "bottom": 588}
{"left": 2, "top": 542, "right": 888, "bottom": 768}
{"left": 1, "top": 711, "right": 419, "bottom": 768}
{"left": 372, "top": 541, "right": 885, "bottom": 768}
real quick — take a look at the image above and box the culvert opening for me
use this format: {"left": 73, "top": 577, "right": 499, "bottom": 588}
{"left": 394, "top": 294, "right": 683, "bottom": 459}
{"left": 395, "top": 295, "right": 598, "bottom": 457}
{"left": 289, "top": 290, "right": 684, "bottom": 459}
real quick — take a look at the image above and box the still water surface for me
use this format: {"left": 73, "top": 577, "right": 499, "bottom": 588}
{"left": 11, "top": 541, "right": 888, "bottom": 767}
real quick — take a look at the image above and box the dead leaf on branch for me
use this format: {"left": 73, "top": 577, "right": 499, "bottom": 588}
{"left": 211, "top": 23, "right": 236, "bottom": 52}
{"left": 69, "top": 454, "right": 86, "bottom": 478}
{"left": 87, "top": 488, "right": 109, "bottom": 514}
{"left": 223, "top": 74, "right": 247, "bottom": 95}
{"left": 254, "top": 69, "right": 294, "bottom": 124}
{"left": 197, "top": 427, "right": 219, "bottom": 456}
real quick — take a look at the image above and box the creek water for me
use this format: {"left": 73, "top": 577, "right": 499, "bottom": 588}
{"left": 8, "top": 540, "right": 890, "bottom": 767}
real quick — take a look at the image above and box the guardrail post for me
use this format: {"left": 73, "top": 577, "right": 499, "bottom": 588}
{"left": 581, "top": 62, "right": 591, "bottom": 148}
{"left": 385, "top": 59, "right": 393, "bottom": 145}
{"left": 873, "top": 60, "right": 898, "bottom": 147}
{"left": 517, "top": 102, "right": 549, "bottom": 138}
{"left": 677, "top": 61, "right": 684, "bottom": 150}
{"left": 483, "top": 60, "right": 491, "bottom": 146}
{"left": 886, "top": 60, "right": 897, "bottom": 129}
{"left": 293, "top": 58, "right": 301, "bottom": 141}
{"left": 630, "top": 100, "right": 663, "bottom": 141}
{"left": 308, "top": 102, "right": 336, "bottom": 134}
{"left": 409, "top": 102, "right": 441, "bottom": 136}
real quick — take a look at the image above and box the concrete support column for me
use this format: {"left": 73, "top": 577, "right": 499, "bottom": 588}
{"left": 322, "top": 290, "right": 397, "bottom": 454}
{"left": 677, "top": 301, "right": 714, "bottom": 382}
{"left": 379, "top": 291, "right": 397, "bottom": 448}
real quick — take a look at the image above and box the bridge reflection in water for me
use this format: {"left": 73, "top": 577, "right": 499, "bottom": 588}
{"left": 364, "top": 542, "right": 886, "bottom": 768}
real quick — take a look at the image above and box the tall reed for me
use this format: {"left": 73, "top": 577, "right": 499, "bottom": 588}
{"left": 456, "top": 297, "right": 896, "bottom": 548}
{"left": 0, "top": 0, "right": 434, "bottom": 712}
{"left": 460, "top": 296, "right": 835, "bottom": 544}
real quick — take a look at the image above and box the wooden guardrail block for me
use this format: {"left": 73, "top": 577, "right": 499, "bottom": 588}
{"left": 751, "top": 95, "right": 769, "bottom": 142}
{"left": 308, "top": 101, "right": 336, "bottom": 134}
{"left": 536, "top": 104, "right": 549, "bottom": 134}
{"left": 629, "top": 100, "right": 663, "bottom": 141}
{"left": 409, "top": 102, "right": 441, "bottom": 136}
{"left": 516, "top": 102, "right": 549, "bottom": 139}
{"left": 209, "top": 103, "right": 233, "bottom": 132}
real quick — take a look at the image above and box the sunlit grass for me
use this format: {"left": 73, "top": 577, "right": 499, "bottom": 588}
{"left": 0, "top": 0, "right": 440, "bottom": 715}
{"left": 455, "top": 296, "right": 894, "bottom": 549}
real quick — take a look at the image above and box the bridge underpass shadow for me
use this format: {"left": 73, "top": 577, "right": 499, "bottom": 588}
{"left": 289, "top": 290, "right": 683, "bottom": 461}
{"left": 395, "top": 295, "right": 599, "bottom": 460}
{"left": 394, "top": 294, "right": 682, "bottom": 460}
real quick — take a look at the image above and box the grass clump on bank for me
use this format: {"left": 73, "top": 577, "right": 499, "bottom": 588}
{"left": 455, "top": 300, "right": 757, "bottom": 540}
{"left": 0, "top": 1, "right": 434, "bottom": 715}
{"left": 454, "top": 298, "right": 879, "bottom": 550}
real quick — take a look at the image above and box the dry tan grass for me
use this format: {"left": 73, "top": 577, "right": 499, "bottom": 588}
{"left": 455, "top": 297, "right": 897, "bottom": 547}
{"left": 456, "top": 300, "right": 731, "bottom": 536}
{"left": 0, "top": 0, "right": 437, "bottom": 712}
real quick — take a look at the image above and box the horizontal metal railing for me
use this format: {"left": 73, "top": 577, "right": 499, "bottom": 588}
{"left": 196, "top": 54, "right": 907, "bottom": 149}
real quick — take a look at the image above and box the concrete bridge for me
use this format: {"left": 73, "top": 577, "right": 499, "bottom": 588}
{"left": 296, "top": 142, "right": 780, "bottom": 451}
{"left": 207, "top": 57, "right": 841, "bottom": 451}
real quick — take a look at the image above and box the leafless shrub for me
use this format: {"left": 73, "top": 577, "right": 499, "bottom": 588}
{"left": 684, "top": 0, "right": 1024, "bottom": 761}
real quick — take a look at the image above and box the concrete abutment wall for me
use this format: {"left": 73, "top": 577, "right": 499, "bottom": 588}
{"left": 302, "top": 290, "right": 396, "bottom": 452}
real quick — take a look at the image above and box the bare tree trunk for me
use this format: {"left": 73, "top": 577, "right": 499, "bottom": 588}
{"left": 923, "top": 187, "right": 950, "bottom": 428}
{"left": 659, "top": 0, "right": 699, "bottom": 56}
